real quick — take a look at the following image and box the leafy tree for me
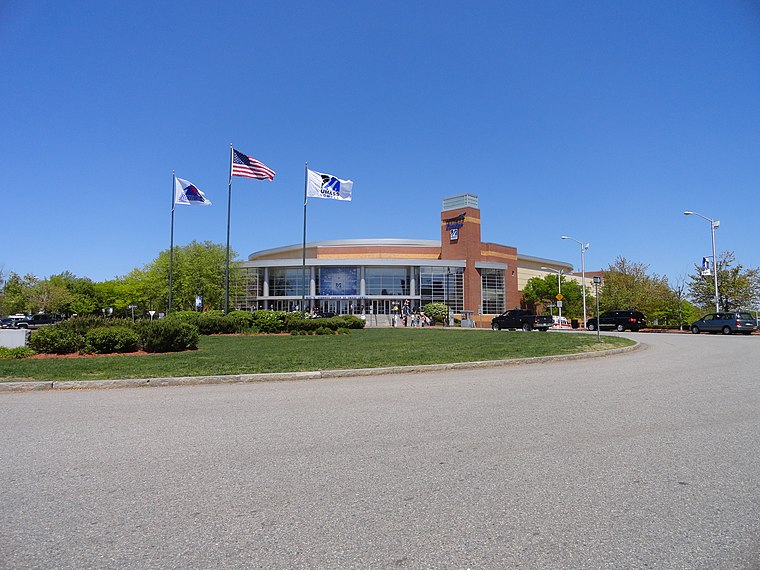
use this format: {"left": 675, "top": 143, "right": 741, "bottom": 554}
{"left": 522, "top": 274, "right": 587, "bottom": 319}
{"left": 687, "top": 251, "right": 760, "bottom": 312}
{"left": 114, "top": 241, "right": 242, "bottom": 314}
{"left": 599, "top": 257, "right": 677, "bottom": 322}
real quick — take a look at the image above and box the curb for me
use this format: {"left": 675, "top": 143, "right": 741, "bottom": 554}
{"left": 0, "top": 342, "right": 641, "bottom": 393}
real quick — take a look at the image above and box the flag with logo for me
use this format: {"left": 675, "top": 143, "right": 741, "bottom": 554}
{"left": 231, "top": 148, "right": 276, "bottom": 180}
{"left": 174, "top": 177, "right": 212, "bottom": 206}
{"left": 307, "top": 169, "right": 353, "bottom": 201}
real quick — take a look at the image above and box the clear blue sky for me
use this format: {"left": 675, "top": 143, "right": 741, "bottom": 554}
{"left": 2, "top": 0, "right": 759, "bottom": 285}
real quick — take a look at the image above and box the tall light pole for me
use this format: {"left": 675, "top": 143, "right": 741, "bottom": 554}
{"left": 593, "top": 276, "right": 601, "bottom": 341}
{"left": 561, "top": 236, "right": 589, "bottom": 327}
{"left": 684, "top": 211, "right": 720, "bottom": 313}
{"left": 541, "top": 267, "right": 564, "bottom": 321}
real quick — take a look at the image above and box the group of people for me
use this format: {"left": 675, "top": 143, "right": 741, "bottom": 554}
{"left": 391, "top": 300, "right": 430, "bottom": 328}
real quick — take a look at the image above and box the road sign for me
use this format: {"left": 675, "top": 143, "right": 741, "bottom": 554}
{"left": 556, "top": 293, "right": 564, "bottom": 301}
{"left": 557, "top": 301, "right": 563, "bottom": 308}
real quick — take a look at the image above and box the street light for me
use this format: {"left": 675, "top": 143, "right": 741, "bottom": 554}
{"left": 593, "top": 276, "right": 601, "bottom": 341}
{"left": 684, "top": 211, "right": 720, "bottom": 313}
{"left": 541, "top": 267, "right": 564, "bottom": 321}
{"left": 561, "top": 236, "right": 589, "bottom": 327}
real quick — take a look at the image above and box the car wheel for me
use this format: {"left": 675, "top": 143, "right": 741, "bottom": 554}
{"left": 616, "top": 324, "right": 626, "bottom": 332}
{"left": 522, "top": 323, "right": 532, "bottom": 332}
{"left": 492, "top": 323, "right": 501, "bottom": 331}
{"left": 587, "top": 322, "right": 596, "bottom": 331}
{"left": 722, "top": 326, "right": 732, "bottom": 335}
{"left": 691, "top": 326, "right": 700, "bottom": 334}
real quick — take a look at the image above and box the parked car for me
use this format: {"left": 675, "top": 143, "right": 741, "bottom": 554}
{"left": 586, "top": 310, "right": 646, "bottom": 332}
{"left": 491, "top": 309, "right": 553, "bottom": 332}
{"left": 551, "top": 316, "right": 571, "bottom": 329}
{"left": 14, "top": 313, "right": 57, "bottom": 329}
{"left": 0, "top": 315, "right": 29, "bottom": 329}
{"left": 690, "top": 312, "right": 757, "bottom": 335}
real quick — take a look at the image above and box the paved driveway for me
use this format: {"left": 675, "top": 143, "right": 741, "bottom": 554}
{"left": 1, "top": 332, "right": 759, "bottom": 569}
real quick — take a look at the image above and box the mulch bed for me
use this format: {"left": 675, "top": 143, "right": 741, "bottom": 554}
{"left": 27, "top": 350, "right": 168, "bottom": 360}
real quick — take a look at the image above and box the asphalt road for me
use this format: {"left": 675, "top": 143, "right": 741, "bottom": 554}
{"left": 2, "top": 332, "right": 759, "bottom": 569}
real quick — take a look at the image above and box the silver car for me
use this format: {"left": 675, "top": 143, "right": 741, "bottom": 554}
{"left": 690, "top": 312, "right": 757, "bottom": 335}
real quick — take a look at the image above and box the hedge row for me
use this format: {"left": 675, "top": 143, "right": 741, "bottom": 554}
{"left": 27, "top": 311, "right": 364, "bottom": 355}
{"left": 29, "top": 319, "right": 199, "bottom": 355}
{"left": 166, "top": 310, "right": 365, "bottom": 335}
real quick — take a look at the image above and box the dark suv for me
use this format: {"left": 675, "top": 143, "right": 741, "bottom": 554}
{"left": 587, "top": 310, "right": 646, "bottom": 332}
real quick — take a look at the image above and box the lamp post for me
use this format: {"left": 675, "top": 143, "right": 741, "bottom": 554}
{"left": 541, "top": 267, "right": 564, "bottom": 321}
{"left": 561, "top": 236, "right": 589, "bottom": 327}
{"left": 445, "top": 268, "right": 453, "bottom": 327}
{"left": 593, "top": 276, "right": 601, "bottom": 341}
{"left": 684, "top": 211, "right": 720, "bottom": 313}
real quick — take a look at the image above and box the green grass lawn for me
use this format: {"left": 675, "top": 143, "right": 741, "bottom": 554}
{"left": 0, "top": 329, "right": 634, "bottom": 382}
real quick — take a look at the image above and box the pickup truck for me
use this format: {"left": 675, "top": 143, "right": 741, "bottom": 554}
{"left": 491, "top": 309, "right": 553, "bottom": 332}
{"left": 14, "top": 314, "right": 57, "bottom": 329}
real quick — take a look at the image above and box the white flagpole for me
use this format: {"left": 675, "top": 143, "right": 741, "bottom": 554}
{"left": 301, "top": 163, "right": 309, "bottom": 315}
{"left": 225, "top": 144, "right": 233, "bottom": 314}
{"left": 169, "top": 171, "right": 176, "bottom": 314}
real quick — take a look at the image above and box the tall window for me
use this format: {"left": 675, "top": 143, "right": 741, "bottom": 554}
{"left": 481, "top": 268, "right": 505, "bottom": 314}
{"left": 269, "top": 268, "right": 307, "bottom": 297}
{"left": 419, "top": 266, "right": 463, "bottom": 311}
{"left": 231, "top": 267, "right": 262, "bottom": 310}
{"left": 365, "top": 267, "right": 410, "bottom": 296}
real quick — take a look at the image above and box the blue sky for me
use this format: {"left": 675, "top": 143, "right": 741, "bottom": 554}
{"left": 2, "top": 0, "right": 759, "bottom": 285}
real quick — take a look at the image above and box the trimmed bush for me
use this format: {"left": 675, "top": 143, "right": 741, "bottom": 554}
{"left": 285, "top": 316, "right": 319, "bottom": 333}
{"left": 55, "top": 316, "right": 133, "bottom": 336}
{"left": 29, "top": 327, "right": 85, "bottom": 354}
{"left": 0, "top": 346, "right": 36, "bottom": 359}
{"left": 226, "top": 310, "right": 257, "bottom": 332}
{"left": 251, "top": 310, "right": 287, "bottom": 333}
{"left": 84, "top": 327, "right": 140, "bottom": 354}
{"left": 195, "top": 314, "right": 238, "bottom": 335}
{"left": 315, "top": 326, "right": 335, "bottom": 335}
{"left": 422, "top": 302, "right": 448, "bottom": 325}
{"left": 337, "top": 327, "right": 350, "bottom": 335}
{"left": 285, "top": 314, "right": 365, "bottom": 333}
{"left": 333, "top": 315, "right": 365, "bottom": 329}
{"left": 137, "top": 320, "right": 199, "bottom": 353}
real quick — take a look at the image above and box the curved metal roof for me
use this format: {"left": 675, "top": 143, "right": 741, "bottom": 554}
{"left": 248, "top": 238, "right": 441, "bottom": 260}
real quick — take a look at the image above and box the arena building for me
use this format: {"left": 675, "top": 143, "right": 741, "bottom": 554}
{"left": 237, "top": 194, "right": 572, "bottom": 327}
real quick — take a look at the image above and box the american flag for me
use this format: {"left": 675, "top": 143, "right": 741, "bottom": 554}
{"left": 231, "top": 148, "right": 276, "bottom": 180}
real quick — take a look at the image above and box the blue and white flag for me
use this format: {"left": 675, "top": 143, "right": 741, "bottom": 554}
{"left": 175, "top": 177, "right": 212, "bottom": 206}
{"left": 307, "top": 169, "right": 353, "bottom": 201}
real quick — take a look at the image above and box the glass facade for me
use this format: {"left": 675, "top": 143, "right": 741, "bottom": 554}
{"left": 235, "top": 264, "right": 472, "bottom": 315}
{"left": 270, "top": 268, "right": 307, "bottom": 297}
{"left": 481, "top": 268, "right": 505, "bottom": 314}
{"left": 365, "top": 267, "right": 412, "bottom": 296}
{"left": 231, "top": 267, "right": 262, "bottom": 310}
{"left": 419, "top": 266, "right": 463, "bottom": 312}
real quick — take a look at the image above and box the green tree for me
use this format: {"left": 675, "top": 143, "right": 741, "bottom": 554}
{"left": 131, "top": 241, "right": 242, "bottom": 313}
{"left": 599, "top": 257, "right": 677, "bottom": 322}
{"left": 2, "top": 272, "right": 28, "bottom": 314}
{"left": 687, "top": 251, "right": 760, "bottom": 312}
{"left": 522, "top": 274, "right": 587, "bottom": 319}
